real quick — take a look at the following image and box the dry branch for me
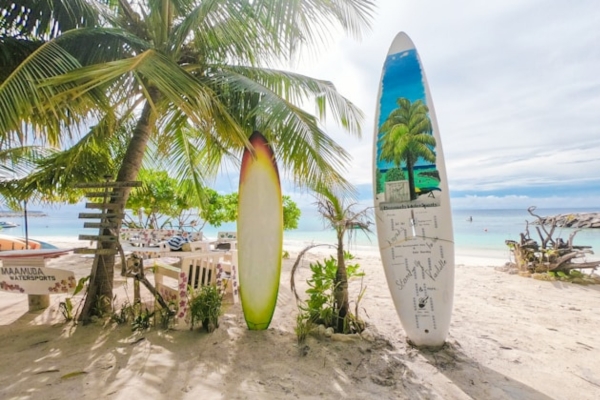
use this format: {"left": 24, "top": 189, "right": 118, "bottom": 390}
{"left": 506, "top": 207, "right": 600, "bottom": 275}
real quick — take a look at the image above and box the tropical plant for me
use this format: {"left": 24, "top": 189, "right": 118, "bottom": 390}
{"left": 282, "top": 196, "right": 302, "bottom": 231}
{"left": 0, "top": 0, "right": 374, "bottom": 321}
{"left": 124, "top": 170, "right": 302, "bottom": 231}
{"left": 314, "top": 184, "right": 371, "bottom": 331}
{"left": 294, "top": 253, "right": 366, "bottom": 339}
{"left": 131, "top": 306, "right": 154, "bottom": 331}
{"left": 58, "top": 298, "right": 75, "bottom": 322}
{"left": 385, "top": 167, "right": 405, "bottom": 182}
{"left": 189, "top": 285, "right": 224, "bottom": 333}
{"left": 57, "top": 275, "right": 90, "bottom": 322}
{"left": 196, "top": 192, "right": 300, "bottom": 231}
{"left": 290, "top": 185, "right": 371, "bottom": 333}
{"left": 378, "top": 98, "right": 436, "bottom": 200}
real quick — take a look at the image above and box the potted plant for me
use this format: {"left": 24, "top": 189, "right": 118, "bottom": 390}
{"left": 189, "top": 285, "right": 223, "bottom": 332}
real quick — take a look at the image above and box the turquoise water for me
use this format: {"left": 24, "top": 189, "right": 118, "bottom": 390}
{"left": 3, "top": 205, "right": 600, "bottom": 262}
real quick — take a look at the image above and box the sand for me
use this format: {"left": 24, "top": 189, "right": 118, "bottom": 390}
{"left": 1, "top": 239, "right": 599, "bottom": 400}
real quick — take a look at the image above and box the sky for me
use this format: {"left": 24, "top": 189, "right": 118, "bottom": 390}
{"left": 3, "top": 1, "right": 599, "bottom": 214}
{"left": 286, "top": 0, "right": 600, "bottom": 210}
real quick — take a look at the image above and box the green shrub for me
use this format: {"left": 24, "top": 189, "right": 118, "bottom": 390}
{"left": 189, "top": 285, "right": 223, "bottom": 332}
{"left": 296, "top": 253, "right": 366, "bottom": 340}
{"left": 385, "top": 167, "right": 405, "bottom": 182}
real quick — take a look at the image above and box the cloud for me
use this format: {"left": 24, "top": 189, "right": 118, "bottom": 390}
{"left": 451, "top": 194, "right": 600, "bottom": 210}
{"left": 289, "top": 0, "right": 600, "bottom": 207}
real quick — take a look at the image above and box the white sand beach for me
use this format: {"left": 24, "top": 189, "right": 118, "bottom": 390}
{"left": 1, "top": 239, "right": 599, "bottom": 400}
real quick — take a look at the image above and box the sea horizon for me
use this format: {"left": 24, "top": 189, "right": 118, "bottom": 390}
{"left": 2, "top": 204, "right": 600, "bottom": 265}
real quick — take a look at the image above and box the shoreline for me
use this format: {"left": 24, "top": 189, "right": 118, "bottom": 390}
{"left": 30, "top": 235, "right": 512, "bottom": 267}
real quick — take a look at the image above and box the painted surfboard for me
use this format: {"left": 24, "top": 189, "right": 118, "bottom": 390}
{"left": 373, "top": 32, "right": 455, "bottom": 347}
{"left": 237, "top": 131, "right": 283, "bottom": 330}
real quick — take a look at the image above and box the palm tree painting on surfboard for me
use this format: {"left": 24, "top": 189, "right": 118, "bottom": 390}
{"left": 375, "top": 48, "right": 442, "bottom": 209}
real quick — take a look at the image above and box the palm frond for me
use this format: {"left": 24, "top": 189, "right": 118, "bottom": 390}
{"left": 251, "top": 0, "right": 375, "bottom": 56}
{"left": 207, "top": 65, "right": 361, "bottom": 192}
{"left": 172, "top": 0, "right": 274, "bottom": 66}
{"left": 0, "top": 39, "right": 106, "bottom": 145}
{"left": 217, "top": 65, "right": 363, "bottom": 134}
{"left": 56, "top": 27, "right": 151, "bottom": 67}
{"left": 0, "top": 0, "right": 103, "bottom": 40}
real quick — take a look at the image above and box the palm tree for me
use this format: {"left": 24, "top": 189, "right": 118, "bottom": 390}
{"left": 378, "top": 98, "right": 436, "bottom": 200}
{"left": 0, "top": 1, "right": 375, "bottom": 320}
{"left": 313, "top": 183, "right": 371, "bottom": 332}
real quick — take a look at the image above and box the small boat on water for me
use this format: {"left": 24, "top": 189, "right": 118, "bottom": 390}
{"left": 0, "top": 234, "right": 41, "bottom": 251}
{"left": 0, "top": 221, "right": 18, "bottom": 229}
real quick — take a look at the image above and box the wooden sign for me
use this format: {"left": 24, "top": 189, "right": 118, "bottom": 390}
{"left": 74, "top": 181, "right": 142, "bottom": 188}
{"left": 84, "top": 191, "right": 125, "bottom": 199}
{"left": 0, "top": 266, "right": 76, "bottom": 295}
{"left": 83, "top": 222, "right": 119, "bottom": 229}
{"left": 78, "top": 234, "right": 118, "bottom": 242}
{"left": 73, "top": 248, "right": 117, "bottom": 255}
{"left": 84, "top": 202, "right": 124, "bottom": 210}
{"left": 78, "top": 213, "right": 124, "bottom": 219}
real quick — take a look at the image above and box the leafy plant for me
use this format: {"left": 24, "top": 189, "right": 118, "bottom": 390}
{"left": 294, "top": 313, "right": 313, "bottom": 344}
{"left": 155, "top": 301, "right": 177, "bottom": 329}
{"left": 111, "top": 300, "right": 135, "bottom": 325}
{"left": 131, "top": 306, "right": 154, "bottom": 331}
{"left": 59, "top": 298, "right": 75, "bottom": 322}
{"left": 295, "top": 253, "right": 366, "bottom": 340}
{"left": 124, "top": 176, "right": 302, "bottom": 232}
{"left": 58, "top": 276, "right": 89, "bottom": 322}
{"left": 385, "top": 167, "right": 405, "bottom": 182}
{"left": 189, "top": 285, "right": 224, "bottom": 333}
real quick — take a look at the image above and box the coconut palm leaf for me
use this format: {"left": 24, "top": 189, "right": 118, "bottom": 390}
{"left": 0, "top": 0, "right": 103, "bottom": 39}
{"left": 216, "top": 66, "right": 363, "bottom": 133}
{"left": 170, "top": 0, "right": 274, "bottom": 65}
{"left": 0, "top": 39, "right": 109, "bottom": 144}
{"left": 251, "top": 0, "right": 374, "bottom": 54}
{"left": 204, "top": 65, "right": 363, "bottom": 191}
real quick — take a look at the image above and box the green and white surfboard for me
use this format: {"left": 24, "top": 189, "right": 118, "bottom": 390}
{"left": 237, "top": 131, "right": 283, "bottom": 330}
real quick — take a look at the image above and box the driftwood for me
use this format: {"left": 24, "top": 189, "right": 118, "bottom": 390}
{"left": 505, "top": 206, "right": 600, "bottom": 274}
{"left": 532, "top": 211, "right": 600, "bottom": 228}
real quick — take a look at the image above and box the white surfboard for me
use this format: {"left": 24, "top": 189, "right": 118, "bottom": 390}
{"left": 373, "top": 32, "right": 455, "bottom": 347}
{"left": 237, "top": 131, "right": 283, "bottom": 330}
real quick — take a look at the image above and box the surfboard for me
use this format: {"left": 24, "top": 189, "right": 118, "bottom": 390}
{"left": 372, "top": 32, "right": 455, "bottom": 347}
{"left": 237, "top": 131, "right": 283, "bottom": 330}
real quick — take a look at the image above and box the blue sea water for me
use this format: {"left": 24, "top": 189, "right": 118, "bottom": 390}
{"left": 3, "top": 205, "right": 600, "bottom": 263}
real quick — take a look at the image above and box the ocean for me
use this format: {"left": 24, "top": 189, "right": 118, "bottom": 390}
{"left": 3, "top": 205, "right": 600, "bottom": 263}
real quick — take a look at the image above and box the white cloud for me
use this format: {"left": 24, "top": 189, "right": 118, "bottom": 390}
{"left": 290, "top": 0, "right": 600, "bottom": 201}
{"left": 451, "top": 194, "right": 600, "bottom": 210}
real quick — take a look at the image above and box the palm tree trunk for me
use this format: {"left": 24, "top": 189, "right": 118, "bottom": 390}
{"left": 79, "top": 90, "right": 159, "bottom": 322}
{"left": 407, "top": 155, "right": 417, "bottom": 200}
{"left": 334, "top": 231, "right": 349, "bottom": 332}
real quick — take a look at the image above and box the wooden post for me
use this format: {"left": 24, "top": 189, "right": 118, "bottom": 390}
{"left": 28, "top": 295, "right": 50, "bottom": 311}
